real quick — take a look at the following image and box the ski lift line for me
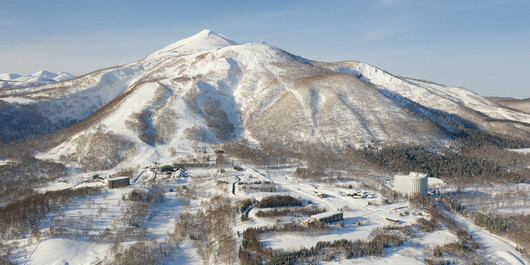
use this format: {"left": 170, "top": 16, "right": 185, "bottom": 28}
{"left": 23, "top": 239, "right": 42, "bottom": 265}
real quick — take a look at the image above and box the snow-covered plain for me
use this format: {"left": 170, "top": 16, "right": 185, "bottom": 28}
{"left": 6, "top": 161, "right": 527, "bottom": 265}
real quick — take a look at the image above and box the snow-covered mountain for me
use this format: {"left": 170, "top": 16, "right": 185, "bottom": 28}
{"left": 488, "top": 97, "right": 530, "bottom": 114}
{"left": 1, "top": 29, "right": 529, "bottom": 171}
{"left": 0, "top": 70, "right": 75, "bottom": 89}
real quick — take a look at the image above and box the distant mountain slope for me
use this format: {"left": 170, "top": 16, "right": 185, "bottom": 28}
{"left": 1, "top": 30, "right": 529, "bottom": 171}
{"left": 487, "top": 97, "right": 530, "bottom": 114}
{"left": 0, "top": 70, "right": 75, "bottom": 89}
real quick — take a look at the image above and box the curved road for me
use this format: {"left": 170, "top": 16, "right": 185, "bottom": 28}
{"left": 232, "top": 177, "right": 241, "bottom": 195}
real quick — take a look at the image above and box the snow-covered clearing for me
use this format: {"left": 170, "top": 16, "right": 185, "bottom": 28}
{"left": 24, "top": 238, "right": 107, "bottom": 265}
{"left": 3, "top": 161, "right": 528, "bottom": 265}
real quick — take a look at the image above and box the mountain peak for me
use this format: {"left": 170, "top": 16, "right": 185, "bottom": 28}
{"left": 196, "top": 29, "right": 214, "bottom": 36}
{"left": 148, "top": 29, "right": 237, "bottom": 58}
{"left": 0, "top": 73, "right": 21, "bottom": 80}
{"left": 32, "top": 70, "right": 57, "bottom": 79}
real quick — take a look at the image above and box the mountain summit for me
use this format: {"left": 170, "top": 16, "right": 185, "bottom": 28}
{"left": 0, "top": 30, "right": 528, "bottom": 171}
{"left": 148, "top": 29, "right": 238, "bottom": 59}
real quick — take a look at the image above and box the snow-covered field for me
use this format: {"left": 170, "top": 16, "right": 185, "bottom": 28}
{"left": 4, "top": 160, "right": 527, "bottom": 265}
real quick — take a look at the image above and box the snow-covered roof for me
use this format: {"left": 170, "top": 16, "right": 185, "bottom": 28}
{"left": 108, "top": 176, "right": 130, "bottom": 181}
{"left": 395, "top": 172, "right": 427, "bottom": 179}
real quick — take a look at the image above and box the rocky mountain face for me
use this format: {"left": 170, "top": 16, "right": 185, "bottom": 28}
{"left": 1, "top": 30, "right": 528, "bottom": 171}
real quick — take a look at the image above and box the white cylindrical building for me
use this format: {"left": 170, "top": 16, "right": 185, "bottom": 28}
{"left": 394, "top": 172, "right": 428, "bottom": 196}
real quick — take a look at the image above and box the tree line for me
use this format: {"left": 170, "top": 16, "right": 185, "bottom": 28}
{"left": 362, "top": 145, "right": 509, "bottom": 179}
{"left": 239, "top": 222, "right": 403, "bottom": 264}
{"left": 0, "top": 186, "right": 102, "bottom": 239}
{"left": 255, "top": 195, "right": 302, "bottom": 208}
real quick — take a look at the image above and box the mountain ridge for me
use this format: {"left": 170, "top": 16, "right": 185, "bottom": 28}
{"left": 0, "top": 70, "right": 75, "bottom": 89}
{"left": 0, "top": 30, "right": 529, "bottom": 171}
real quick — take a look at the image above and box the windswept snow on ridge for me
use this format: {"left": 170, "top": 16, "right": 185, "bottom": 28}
{"left": 352, "top": 62, "right": 530, "bottom": 125}
{"left": 147, "top": 29, "right": 238, "bottom": 59}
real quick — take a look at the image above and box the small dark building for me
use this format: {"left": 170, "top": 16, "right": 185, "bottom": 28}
{"left": 311, "top": 211, "right": 343, "bottom": 223}
{"left": 108, "top": 177, "right": 130, "bottom": 188}
{"left": 173, "top": 162, "right": 209, "bottom": 169}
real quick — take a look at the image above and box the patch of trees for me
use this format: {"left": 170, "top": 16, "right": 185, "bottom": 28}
{"left": 222, "top": 140, "right": 290, "bottom": 169}
{"left": 437, "top": 194, "right": 465, "bottom": 213}
{"left": 451, "top": 128, "right": 530, "bottom": 179}
{"left": 173, "top": 195, "right": 238, "bottom": 264}
{"left": 124, "top": 187, "right": 165, "bottom": 204}
{"left": 239, "top": 222, "right": 403, "bottom": 264}
{"left": 471, "top": 212, "right": 509, "bottom": 235}
{"left": 153, "top": 107, "right": 177, "bottom": 144}
{"left": 124, "top": 108, "right": 155, "bottom": 145}
{"left": 452, "top": 128, "right": 530, "bottom": 150}
{"left": 362, "top": 145, "right": 507, "bottom": 179}
{"left": 255, "top": 195, "right": 302, "bottom": 208}
{"left": 294, "top": 167, "right": 326, "bottom": 179}
{"left": 416, "top": 217, "right": 439, "bottom": 233}
{"left": 121, "top": 187, "right": 165, "bottom": 228}
{"left": 255, "top": 207, "right": 325, "bottom": 218}
{"left": 0, "top": 186, "right": 102, "bottom": 239}
{"left": 184, "top": 87, "right": 235, "bottom": 141}
{"left": 223, "top": 139, "right": 367, "bottom": 174}
{"left": 240, "top": 198, "right": 255, "bottom": 213}
{"left": 175, "top": 185, "right": 197, "bottom": 206}
{"left": 160, "top": 165, "right": 174, "bottom": 172}
{"left": 0, "top": 101, "right": 57, "bottom": 143}
{"left": 108, "top": 240, "right": 174, "bottom": 265}
{"left": 0, "top": 157, "right": 67, "bottom": 205}
{"left": 0, "top": 241, "right": 15, "bottom": 265}
{"left": 469, "top": 212, "right": 529, "bottom": 258}
{"left": 64, "top": 126, "right": 136, "bottom": 171}
{"left": 115, "top": 167, "right": 137, "bottom": 178}
{"left": 241, "top": 222, "right": 331, "bottom": 258}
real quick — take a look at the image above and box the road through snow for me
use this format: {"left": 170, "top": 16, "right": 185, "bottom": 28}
{"left": 452, "top": 214, "right": 527, "bottom": 265}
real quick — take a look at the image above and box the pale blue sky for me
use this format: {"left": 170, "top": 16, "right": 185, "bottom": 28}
{"left": 1, "top": 0, "right": 529, "bottom": 98}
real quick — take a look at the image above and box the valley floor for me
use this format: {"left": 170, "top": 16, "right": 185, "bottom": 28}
{"left": 4, "top": 162, "right": 528, "bottom": 265}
